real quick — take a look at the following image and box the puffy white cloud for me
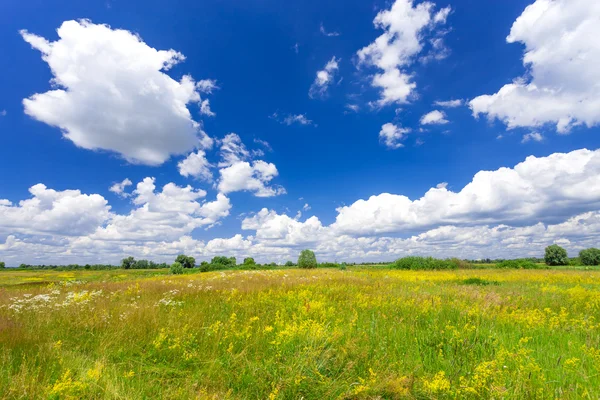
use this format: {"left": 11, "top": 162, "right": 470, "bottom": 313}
{"left": 333, "top": 148, "right": 600, "bottom": 235}
{"left": 357, "top": 0, "right": 451, "bottom": 105}
{"left": 379, "top": 122, "right": 410, "bottom": 149}
{"left": 434, "top": 99, "right": 463, "bottom": 108}
{"left": 215, "top": 133, "right": 285, "bottom": 197}
{"left": 200, "top": 99, "right": 215, "bottom": 117}
{"left": 242, "top": 209, "right": 326, "bottom": 245}
{"left": 93, "top": 177, "right": 230, "bottom": 241}
{"left": 470, "top": 0, "right": 600, "bottom": 133}
{"left": 420, "top": 110, "right": 448, "bottom": 125}
{"left": 522, "top": 132, "right": 543, "bottom": 143}
{"left": 109, "top": 178, "right": 133, "bottom": 197}
{"left": 309, "top": 57, "right": 340, "bottom": 98}
{"left": 0, "top": 184, "right": 110, "bottom": 236}
{"left": 21, "top": 20, "right": 214, "bottom": 165}
{"left": 178, "top": 150, "right": 212, "bottom": 181}
{"left": 217, "top": 161, "right": 285, "bottom": 197}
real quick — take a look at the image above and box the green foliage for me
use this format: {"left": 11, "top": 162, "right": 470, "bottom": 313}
{"left": 175, "top": 254, "right": 196, "bottom": 269}
{"left": 449, "top": 258, "right": 472, "bottom": 269}
{"left": 579, "top": 248, "right": 600, "bottom": 266}
{"left": 496, "top": 259, "right": 547, "bottom": 269}
{"left": 319, "top": 262, "right": 340, "bottom": 269}
{"left": 544, "top": 244, "right": 568, "bottom": 266}
{"left": 340, "top": 262, "right": 347, "bottom": 271}
{"left": 210, "top": 256, "right": 236, "bottom": 268}
{"left": 391, "top": 256, "right": 457, "bottom": 270}
{"left": 121, "top": 256, "right": 135, "bottom": 270}
{"left": 285, "top": 261, "right": 295, "bottom": 267}
{"left": 169, "top": 262, "right": 184, "bottom": 275}
{"left": 243, "top": 257, "right": 256, "bottom": 265}
{"left": 298, "top": 250, "right": 317, "bottom": 269}
{"left": 461, "top": 277, "right": 499, "bottom": 286}
{"left": 0, "top": 261, "right": 5, "bottom": 269}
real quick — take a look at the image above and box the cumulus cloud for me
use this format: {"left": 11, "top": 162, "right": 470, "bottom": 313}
{"left": 178, "top": 150, "right": 212, "bottom": 181}
{"left": 420, "top": 110, "right": 449, "bottom": 125}
{"left": 0, "top": 184, "right": 110, "bottom": 236}
{"left": 332, "top": 148, "right": 600, "bottom": 235}
{"left": 357, "top": 0, "right": 451, "bottom": 105}
{"left": 215, "top": 133, "right": 285, "bottom": 197}
{"left": 470, "top": 0, "right": 600, "bottom": 133}
{"left": 21, "top": 20, "right": 214, "bottom": 165}
{"left": 309, "top": 57, "right": 340, "bottom": 98}
{"left": 109, "top": 178, "right": 133, "bottom": 197}
{"left": 379, "top": 122, "right": 410, "bottom": 149}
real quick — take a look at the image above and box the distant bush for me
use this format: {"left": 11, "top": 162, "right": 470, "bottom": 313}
{"left": 285, "top": 261, "right": 295, "bottom": 267}
{"left": 121, "top": 256, "right": 135, "bottom": 269}
{"left": 580, "top": 248, "right": 600, "bottom": 266}
{"left": 462, "top": 278, "right": 499, "bottom": 286}
{"left": 449, "top": 258, "right": 472, "bottom": 269}
{"left": 170, "top": 262, "right": 184, "bottom": 275}
{"left": 298, "top": 250, "right": 317, "bottom": 269}
{"left": 210, "top": 256, "right": 236, "bottom": 268}
{"left": 243, "top": 257, "right": 256, "bottom": 265}
{"left": 496, "top": 259, "right": 546, "bottom": 269}
{"left": 0, "top": 261, "right": 5, "bottom": 269}
{"left": 545, "top": 244, "right": 568, "bottom": 266}
{"left": 391, "top": 256, "right": 457, "bottom": 270}
{"left": 319, "top": 262, "right": 340, "bottom": 269}
{"left": 340, "top": 262, "right": 347, "bottom": 271}
{"left": 175, "top": 254, "right": 196, "bottom": 269}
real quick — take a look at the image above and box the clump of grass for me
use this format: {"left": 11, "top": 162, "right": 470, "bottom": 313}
{"left": 461, "top": 277, "right": 500, "bottom": 286}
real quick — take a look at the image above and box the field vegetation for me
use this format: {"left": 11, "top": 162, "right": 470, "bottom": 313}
{"left": 1, "top": 245, "right": 600, "bottom": 398}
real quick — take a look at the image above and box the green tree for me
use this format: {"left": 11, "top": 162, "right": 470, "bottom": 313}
{"left": 298, "top": 249, "right": 317, "bottom": 269}
{"left": 121, "top": 256, "right": 135, "bottom": 269}
{"left": 243, "top": 257, "right": 256, "bottom": 265}
{"left": 285, "top": 261, "right": 294, "bottom": 267}
{"left": 175, "top": 254, "right": 196, "bottom": 269}
{"left": 170, "top": 261, "right": 184, "bottom": 275}
{"left": 0, "top": 261, "right": 5, "bottom": 269}
{"left": 580, "top": 248, "right": 600, "bottom": 266}
{"left": 544, "top": 244, "right": 568, "bottom": 266}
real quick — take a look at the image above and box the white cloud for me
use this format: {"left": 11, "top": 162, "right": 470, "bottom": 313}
{"left": 217, "top": 161, "right": 286, "bottom": 197}
{"left": 319, "top": 23, "right": 340, "bottom": 37}
{"left": 420, "top": 110, "right": 449, "bottom": 125}
{"left": 332, "top": 148, "right": 600, "bottom": 235}
{"left": 254, "top": 138, "right": 272, "bottom": 152}
{"left": 0, "top": 184, "right": 110, "bottom": 236}
{"left": 309, "top": 57, "right": 340, "bottom": 98}
{"left": 109, "top": 178, "right": 133, "bottom": 197}
{"left": 215, "top": 134, "right": 285, "bottom": 197}
{"left": 0, "top": 110, "right": 6, "bottom": 116}
{"left": 436, "top": 182, "right": 448, "bottom": 189}
{"left": 522, "top": 132, "right": 543, "bottom": 143}
{"left": 357, "top": 0, "right": 451, "bottom": 105}
{"left": 379, "top": 122, "right": 410, "bottom": 149}
{"left": 21, "top": 20, "right": 214, "bottom": 165}
{"left": 345, "top": 104, "right": 360, "bottom": 113}
{"left": 303, "top": 203, "right": 311, "bottom": 211}
{"left": 93, "top": 177, "right": 230, "bottom": 241}
{"left": 200, "top": 99, "right": 215, "bottom": 117}
{"left": 271, "top": 112, "right": 314, "bottom": 126}
{"left": 470, "top": 0, "right": 600, "bottom": 133}
{"left": 178, "top": 150, "right": 212, "bottom": 181}
{"left": 196, "top": 79, "right": 218, "bottom": 94}
{"left": 434, "top": 99, "right": 463, "bottom": 108}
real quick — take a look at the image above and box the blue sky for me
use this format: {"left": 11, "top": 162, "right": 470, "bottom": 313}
{"left": 1, "top": 0, "right": 600, "bottom": 265}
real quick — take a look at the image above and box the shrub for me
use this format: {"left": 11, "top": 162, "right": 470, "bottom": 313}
{"left": 176, "top": 254, "right": 196, "bottom": 269}
{"left": 391, "top": 256, "right": 457, "bottom": 270}
{"left": 285, "top": 261, "right": 295, "bottom": 267}
{"left": 449, "top": 258, "right": 472, "bottom": 269}
{"left": 298, "top": 250, "right": 317, "bottom": 269}
{"left": 0, "top": 261, "right": 5, "bottom": 269}
{"left": 340, "top": 262, "right": 347, "bottom": 271}
{"left": 319, "top": 262, "right": 340, "bottom": 268}
{"left": 580, "top": 248, "right": 600, "bottom": 266}
{"left": 170, "top": 262, "right": 184, "bottom": 275}
{"left": 462, "top": 278, "right": 499, "bottom": 286}
{"left": 544, "top": 244, "right": 568, "bottom": 266}
{"left": 243, "top": 257, "right": 256, "bottom": 265}
{"left": 496, "top": 259, "right": 546, "bottom": 269}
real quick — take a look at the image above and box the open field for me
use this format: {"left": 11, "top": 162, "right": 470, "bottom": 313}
{"left": 1, "top": 267, "right": 600, "bottom": 399}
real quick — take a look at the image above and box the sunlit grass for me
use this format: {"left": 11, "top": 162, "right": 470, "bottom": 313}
{"left": 1, "top": 267, "right": 600, "bottom": 399}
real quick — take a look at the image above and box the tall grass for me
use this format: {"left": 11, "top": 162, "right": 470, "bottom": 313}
{"left": 1, "top": 268, "right": 599, "bottom": 398}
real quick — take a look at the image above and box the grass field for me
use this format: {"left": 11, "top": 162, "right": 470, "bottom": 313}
{"left": 1, "top": 267, "right": 600, "bottom": 399}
